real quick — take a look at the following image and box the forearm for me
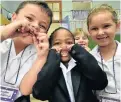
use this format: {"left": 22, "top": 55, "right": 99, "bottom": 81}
{"left": 20, "top": 57, "right": 47, "bottom": 95}
{"left": 32, "top": 49, "right": 61, "bottom": 100}
{"left": 70, "top": 44, "right": 108, "bottom": 89}
{"left": 1, "top": 25, "right": 13, "bottom": 41}
{"left": 0, "top": 26, "right": 9, "bottom": 41}
{"left": 0, "top": 22, "right": 20, "bottom": 42}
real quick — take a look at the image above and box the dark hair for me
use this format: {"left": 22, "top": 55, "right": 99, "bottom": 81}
{"left": 15, "top": 1, "right": 53, "bottom": 31}
{"left": 49, "top": 27, "right": 75, "bottom": 48}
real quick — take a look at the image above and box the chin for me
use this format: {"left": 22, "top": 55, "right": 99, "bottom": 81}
{"left": 61, "top": 57, "right": 70, "bottom": 63}
{"left": 98, "top": 42, "right": 109, "bottom": 47}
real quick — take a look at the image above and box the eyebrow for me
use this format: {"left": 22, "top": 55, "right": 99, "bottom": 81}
{"left": 28, "top": 14, "right": 35, "bottom": 17}
{"left": 28, "top": 14, "right": 48, "bottom": 26}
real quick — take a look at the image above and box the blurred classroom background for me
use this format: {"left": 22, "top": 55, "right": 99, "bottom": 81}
{"left": 0, "top": 0, "right": 120, "bottom": 101}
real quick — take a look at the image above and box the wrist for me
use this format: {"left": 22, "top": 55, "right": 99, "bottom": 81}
{"left": 34, "top": 57, "right": 47, "bottom": 72}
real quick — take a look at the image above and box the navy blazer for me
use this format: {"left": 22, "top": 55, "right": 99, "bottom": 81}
{"left": 15, "top": 95, "right": 30, "bottom": 102}
{"left": 32, "top": 44, "right": 108, "bottom": 102}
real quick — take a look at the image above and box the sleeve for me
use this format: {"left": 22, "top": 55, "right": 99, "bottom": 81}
{"left": 70, "top": 44, "right": 108, "bottom": 90}
{"left": 32, "top": 49, "right": 61, "bottom": 101}
{"left": 0, "top": 39, "right": 11, "bottom": 54}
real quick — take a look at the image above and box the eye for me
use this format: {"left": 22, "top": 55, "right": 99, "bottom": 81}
{"left": 103, "top": 25, "right": 110, "bottom": 28}
{"left": 67, "top": 41, "right": 73, "bottom": 45}
{"left": 26, "top": 16, "right": 33, "bottom": 22}
{"left": 53, "top": 42, "right": 60, "bottom": 45}
{"left": 39, "top": 24, "right": 47, "bottom": 30}
{"left": 82, "top": 36, "right": 88, "bottom": 40}
{"left": 75, "top": 37, "right": 80, "bottom": 40}
{"left": 91, "top": 27, "right": 98, "bottom": 31}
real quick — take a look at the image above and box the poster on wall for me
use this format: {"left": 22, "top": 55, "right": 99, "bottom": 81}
{"left": 61, "top": 16, "right": 70, "bottom": 30}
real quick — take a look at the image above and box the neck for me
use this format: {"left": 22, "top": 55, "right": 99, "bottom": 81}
{"left": 99, "top": 41, "right": 117, "bottom": 61}
{"left": 12, "top": 37, "right": 29, "bottom": 55}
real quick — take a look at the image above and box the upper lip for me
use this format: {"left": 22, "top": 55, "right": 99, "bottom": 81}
{"left": 97, "top": 36, "right": 108, "bottom": 39}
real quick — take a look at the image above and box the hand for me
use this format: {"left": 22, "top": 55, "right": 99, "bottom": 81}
{"left": 33, "top": 33, "right": 49, "bottom": 59}
{"left": 83, "top": 45, "right": 91, "bottom": 52}
{"left": 1, "top": 19, "right": 31, "bottom": 40}
{"left": 51, "top": 44, "right": 74, "bottom": 54}
{"left": 51, "top": 46, "right": 62, "bottom": 53}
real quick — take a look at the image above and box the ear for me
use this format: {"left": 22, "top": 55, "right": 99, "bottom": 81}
{"left": 11, "top": 12, "right": 17, "bottom": 21}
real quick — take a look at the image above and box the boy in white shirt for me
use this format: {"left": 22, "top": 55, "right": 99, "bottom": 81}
{"left": 0, "top": 1, "right": 52, "bottom": 102}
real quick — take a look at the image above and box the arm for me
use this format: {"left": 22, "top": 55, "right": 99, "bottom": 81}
{"left": 20, "top": 33, "right": 49, "bottom": 95}
{"left": 70, "top": 44, "right": 108, "bottom": 90}
{"left": 0, "top": 20, "right": 30, "bottom": 42}
{"left": 32, "top": 49, "right": 61, "bottom": 100}
{"left": 19, "top": 57, "right": 47, "bottom": 95}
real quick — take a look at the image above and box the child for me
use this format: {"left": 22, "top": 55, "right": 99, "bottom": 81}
{"left": 0, "top": 1, "right": 53, "bottom": 102}
{"left": 32, "top": 27, "right": 108, "bottom": 102}
{"left": 73, "top": 28, "right": 91, "bottom": 51}
{"left": 87, "top": 4, "right": 121, "bottom": 101}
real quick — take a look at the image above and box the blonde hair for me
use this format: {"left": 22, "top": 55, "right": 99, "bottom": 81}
{"left": 87, "top": 4, "right": 118, "bottom": 29}
{"left": 73, "top": 28, "right": 89, "bottom": 39}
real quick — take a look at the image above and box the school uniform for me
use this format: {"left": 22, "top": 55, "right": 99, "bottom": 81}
{"left": 0, "top": 39, "right": 37, "bottom": 102}
{"left": 32, "top": 44, "right": 108, "bottom": 102}
{"left": 91, "top": 41, "right": 121, "bottom": 101}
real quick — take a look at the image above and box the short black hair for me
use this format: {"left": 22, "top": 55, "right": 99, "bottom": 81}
{"left": 15, "top": 1, "right": 53, "bottom": 31}
{"left": 49, "top": 27, "right": 75, "bottom": 48}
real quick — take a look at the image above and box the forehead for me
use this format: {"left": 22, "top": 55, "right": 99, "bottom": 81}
{"left": 18, "top": 4, "right": 50, "bottom": 25}
{"left": 89, "top": 11, "right": 114, "bottom": 25}
{"left": 19, "top": 4, "right": 49, "bottom": 17}
{"left": 54, "top": 29, "right": 73, "bottom": 40}
{"left": 75, "top": 32, "right": 85, "bottom": 37}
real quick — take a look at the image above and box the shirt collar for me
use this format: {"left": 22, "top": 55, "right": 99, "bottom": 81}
{"left": 60, "top": 58, "right": 76, "bottom": 73}
{"left": 10, "top": 39, "right": 36, "bottom": 58}
{"left": 91, "top": 41, "right": 121, "bottom": 60}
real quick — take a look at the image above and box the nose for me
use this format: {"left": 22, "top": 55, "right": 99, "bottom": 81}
{"left": 98, "top": 29, "right": 104, "bottom": 35}
{"left": 31, "top": 22, "right": 39, "bottom": 31}
{"left": 61, "top": 43, "right": 67, "bottom": 49}
{"left": 78, "top": 37, "right": 84, "bottom": 43}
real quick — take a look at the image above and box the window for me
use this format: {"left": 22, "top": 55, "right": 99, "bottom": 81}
{"left": 46, "top": 1, "right": 62, "bottom": 23}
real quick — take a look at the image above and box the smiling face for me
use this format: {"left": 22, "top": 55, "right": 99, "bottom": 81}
{"left": 88, "top": 11, "right": 119, "bottom": 47}
{"left": 75, "top": 33, "right": 89, "bottom": 47}
{"left": 12, "top": 4, "right": 50, "bottom": 45}
{"left": 52, "top": 29, "right": 75, "bottom": 62}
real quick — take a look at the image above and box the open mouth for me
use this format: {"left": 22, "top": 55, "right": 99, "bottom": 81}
{"left": 61, "top": 49, "right": 69, "bottom": 57}
{"left": 78, "top": 43, "right": 86, "bottom": 47}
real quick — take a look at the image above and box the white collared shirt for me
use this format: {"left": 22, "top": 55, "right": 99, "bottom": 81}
{"left": 91, "top": 41, "right": 121, "bottom": 100}
{"left": 60, "top": 58, "right": 76, "bottom": 102}
{"left": 0, "top": 39, "right": 37, "bottom": 99}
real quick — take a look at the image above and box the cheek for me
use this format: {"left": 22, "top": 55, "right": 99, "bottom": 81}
{"left": 89, "top": 32, "right": 96, "bottom": 39}
{"left": 84, "top": 40, "right": 88, "bottom": 43}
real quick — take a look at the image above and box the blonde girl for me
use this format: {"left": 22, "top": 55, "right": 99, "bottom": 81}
{"left": 87, "top": 4, "right": 121, "bottom": 101}
{"left": 73, "top": 28, "right": 91, "bottom": 51}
